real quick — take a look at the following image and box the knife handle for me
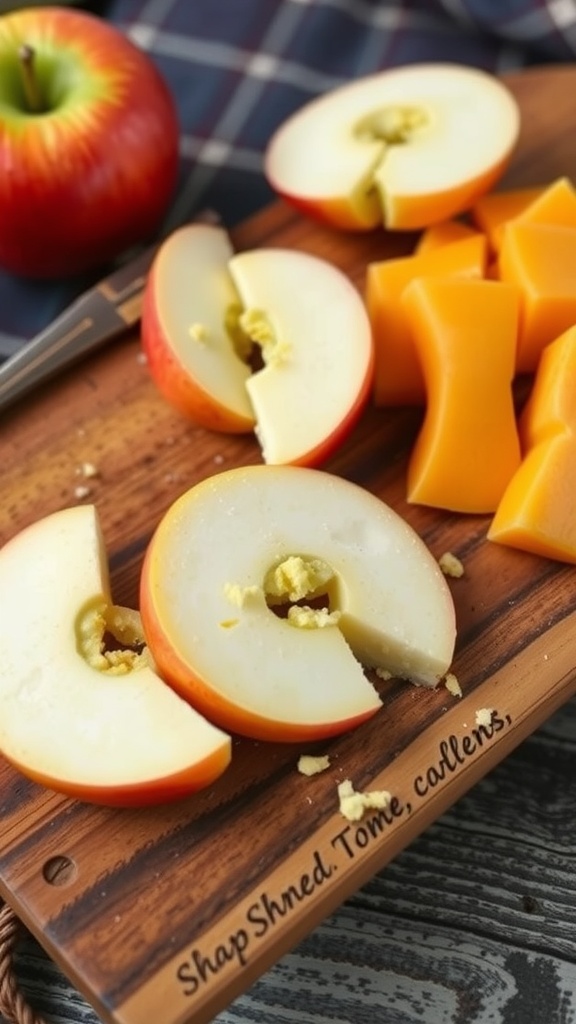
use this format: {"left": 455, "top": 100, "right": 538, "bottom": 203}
{"left": 0, "top": 246, "right": 153, "bottom": 416}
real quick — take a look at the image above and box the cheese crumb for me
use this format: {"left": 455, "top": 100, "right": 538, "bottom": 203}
{"left": 439, "top": 551, "right": 464, "bottom": 578}
{"left": 239, "top": 307, "right": 291, "bottom": 366}
{"left": 264, "top": 555, "right": 334, "bottom": 603}
{"left": 375, "top": 666, "right": 393, "bottom": 681}
{"left": 444, "top": 673, "right": 462, "bottom": 698}
{"left": 77, "top": 603, "right": 151, "bottom": 675}
{"left": 223, "top": 582, "right": 262, "bottom": 607}
{"left": 337, "top": 779, "right": 391, "bottom": 822}
{"left": 298, "top": 754, "right": 330, "bottom": 776}
{"left": 287, "top": 606, "right": 341, "bottom": 629}
{"left": 73, "top": 484, "right": 91, "bottom": 500}
{"left": 189, "top": 322, "right": 209, "bottom": 343}
{"left": 76, "top": 461, "right": 98, "bottom": 479}
{"left": 475, "top": 707, "right": 494, "bottom": 727}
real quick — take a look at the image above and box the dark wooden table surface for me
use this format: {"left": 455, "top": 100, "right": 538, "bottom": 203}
{"left": 2, "top": 66, "right": 576, "bottom": 1024}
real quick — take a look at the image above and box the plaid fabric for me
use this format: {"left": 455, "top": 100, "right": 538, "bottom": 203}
{"left": 1, "top": 0, "right": 575, "bottom": 355}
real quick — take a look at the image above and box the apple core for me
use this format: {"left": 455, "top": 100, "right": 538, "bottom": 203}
{"left": 76, "top": 600, "right": 150, "bottom": 675}
{"left": 263, "top": 554, "right": 340, "bottom": 628}
{"left": 355, "top": 105, "right": 428, "bottom": 145}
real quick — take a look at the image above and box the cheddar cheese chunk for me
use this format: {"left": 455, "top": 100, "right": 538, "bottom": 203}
{"left": 367, "top": 234, "right": 487, "bottom": 407}
{"left": 488, "top": 325, "right": 576, "bottom": 563}
{"left": 499, "top": 221, "right": 576, "bottom": 373}
{"left": 514, "top": 176, "right": 576, "bottom": 230}
{"left": 402, "top": 277, "right": 521, "bottom": 513}
{"left": 415, "top": 220, "right": 480, "bottom": 254}
{"left": 471, "top": 186, "right": 543, "bottom": 251}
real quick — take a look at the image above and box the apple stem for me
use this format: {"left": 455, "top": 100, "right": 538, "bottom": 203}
{"left": 19, "top": 44, "right": 44, "bottom": 114}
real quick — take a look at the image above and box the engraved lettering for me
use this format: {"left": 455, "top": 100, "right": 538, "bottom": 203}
{"left": 177, "top": 708, "right": 513, "bottom": 1001}
{"left": 331, "top": 796, "right": 407, "bottom": 860}
{"left": 246, "top": 850, "right": 334, "bottom": 938}
{"left": 177, "top": 928, "right": 249, "bottom": 996}
{"left": 413, "top": 710, "right": 511, "bottom": 798}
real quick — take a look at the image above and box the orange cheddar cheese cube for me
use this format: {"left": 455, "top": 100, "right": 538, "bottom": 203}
{"left": 488, "top": 325, "right": 576, "bottom": 563}
{"left": 367, "top": 233, "right": 487, "bottom": 407}
{"left": 514, "top": 176, "right": 576, "bottom": 230}
{"left": 402, "top": 276, "right": 521, "bottom": 513}
{"left": 498, "top": 221, "right": 576, "bottom": 373}
{"left": 471, "top": 186, "right": 544, "bottom": 251}
{"left": 415, "top": 219, "right": 480, "bottom": 254}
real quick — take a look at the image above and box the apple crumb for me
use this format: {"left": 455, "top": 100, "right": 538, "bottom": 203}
{"left": 297, "top": 754, "right": 330, "bottom": 776}
{"left": 337, "top": 779, "right": 391, "bottom": 822}
{"left": 439, "top": 551, "right": 465, "bottom": 578}
{"left": 444, "top": 672, "right": 462, "bottom": 698}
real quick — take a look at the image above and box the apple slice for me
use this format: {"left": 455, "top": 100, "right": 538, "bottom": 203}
{"left": 264, "top": 64, "right": 520, "bottom": 231}
{"left": 0, "top": 505, "right": 231, "bottom": 806}
{"left": 140, "top": 465, "right": 457, "bottom": 743}
{"left": 141, "top": 223, "right": 374, "bottom": 465}
{"left": 142, "top": 223, "right": 255, "bottom": 433}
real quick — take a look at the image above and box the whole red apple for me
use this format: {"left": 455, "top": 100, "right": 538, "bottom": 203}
{"left": 0, "top": 6, "right": 180, "bottom": 278}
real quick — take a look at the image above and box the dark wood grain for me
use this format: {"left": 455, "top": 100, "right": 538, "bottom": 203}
{"left": 1, "top": 66, "right": 576, "bottom": 1024}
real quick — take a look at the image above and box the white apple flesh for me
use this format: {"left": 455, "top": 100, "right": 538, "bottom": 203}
{"left": 0, "top": 506, "right": 231, "bottom": 805}
{"left": 229, "top": 247, "right": 373, "bottom": 464}
{"left": 141, "top": 223, "right": 255, "bottom": 432}
{"left": 265, "top": 64, "right": 520, "bottom": 231}
{"left": 141, "top": 465, "right": 457, "bottom": 743}
{"left": 142, "top": 224, "right": 374, "bottom": 465}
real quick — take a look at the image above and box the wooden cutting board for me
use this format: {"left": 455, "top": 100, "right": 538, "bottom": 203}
{"left": 1, "top": 67, "right": 575, "bottom": 1024}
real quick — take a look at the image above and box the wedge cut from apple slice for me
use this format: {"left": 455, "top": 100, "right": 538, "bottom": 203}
{"left": 142, "top": 223, "right": 255, "bottom": 433}
{"left": 265, "top": 64, "right": 520, "bottom": 231}
{"left": 0, "top": 505, "right": 231, "bottom": 806}
{"left": 141, "top": 465, "right": 457, "bottom": 743}
{"left": 141, "top": 223, "right": 374, "bottom": 465}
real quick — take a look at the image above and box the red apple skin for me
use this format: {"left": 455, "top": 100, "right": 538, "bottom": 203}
{"left": 0, "top": 8, "right": 180, "bottom": 278}
{"left": 140, "top": 543, "right": 380, "bottom": 744}
{"left": 141, "top": 267, "right": 256, "bottom": 433}
{"left": 271, "top": 155, "right": 514, "bottom": 233}
{"left": 3, "top": 747, "right": 231, "bottom": 808}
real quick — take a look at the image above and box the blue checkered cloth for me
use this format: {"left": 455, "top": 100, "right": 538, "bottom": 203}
{"left": 1, "top": 0, "right": 575, "bottom": 357}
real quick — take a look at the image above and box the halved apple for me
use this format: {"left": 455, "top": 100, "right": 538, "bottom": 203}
{"left": 140, "top": 465, "right": 457, "bottom": 743}
{"left": 264, "top": 64, "right": 520, "bottom": 231}
{"left": 0, "top": 505, "right": 231, "bottom": 806}
{"left": 141, "top": 223, "right": 374, "bottom": 465}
